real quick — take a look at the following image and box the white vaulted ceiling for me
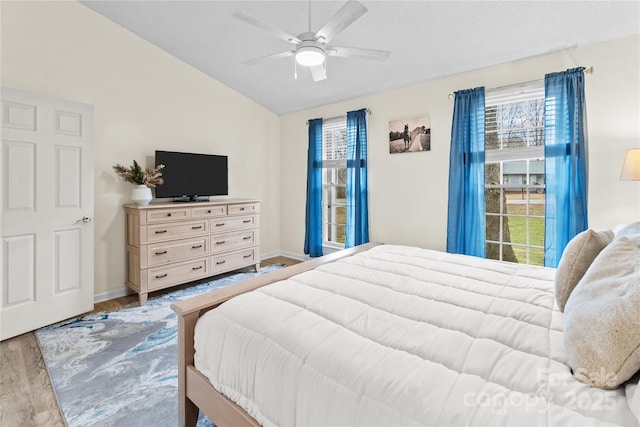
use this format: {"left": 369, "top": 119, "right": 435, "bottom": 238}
{"left": 81, "top": 1, "right": 640, "bottom": 115}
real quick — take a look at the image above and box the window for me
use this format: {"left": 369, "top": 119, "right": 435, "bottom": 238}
{"left": 321, "top": 117, "right": 347, "bottom": 247}
{"left": 485, "top": 82, "right": 545, "bottom": 266}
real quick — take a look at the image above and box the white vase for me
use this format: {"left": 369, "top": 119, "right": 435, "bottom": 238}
{"left": 131, "top": 185, "right": 152, "bottom": 205}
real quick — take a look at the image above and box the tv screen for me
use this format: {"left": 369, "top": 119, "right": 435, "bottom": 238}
{"left": 154, "top": 150, "right": 228, "bottom": 201}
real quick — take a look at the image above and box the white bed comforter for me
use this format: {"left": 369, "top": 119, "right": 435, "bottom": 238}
{"left": 194, "top": 245, "right": 639, "bottom": 426}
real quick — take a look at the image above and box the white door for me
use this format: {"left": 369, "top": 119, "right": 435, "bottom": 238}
{"left": 1, "top": 88, "right": 94, "bottom": 340}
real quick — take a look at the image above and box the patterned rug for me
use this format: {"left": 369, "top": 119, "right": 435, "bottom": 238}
{"left": 36, "top": 265, "right": 284, "bottom": 427}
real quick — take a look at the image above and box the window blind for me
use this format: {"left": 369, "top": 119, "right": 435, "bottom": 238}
{"left": 322, "top": 116, "right": 347, "bottom": 167}
{"left": 485, "top": 80, "right": 545, "bottom": 161}
{"left": 485, "top": 80, "right": 544, "bottom": 106}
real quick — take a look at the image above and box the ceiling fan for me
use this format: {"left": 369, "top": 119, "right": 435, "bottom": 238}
{"left": 232, "top": 0, "right": 391, "bottom": 81}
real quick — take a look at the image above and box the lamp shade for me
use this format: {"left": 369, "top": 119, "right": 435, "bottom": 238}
{"left": 295, "top": 46, "right": 325, "bottom": 67}
{"left": 620, "top": 148, "right": 640, "bottom": 181}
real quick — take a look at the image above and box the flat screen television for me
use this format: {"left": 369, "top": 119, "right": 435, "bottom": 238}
{"left": 154, "top": 150, "right": 228, "bottom": 202}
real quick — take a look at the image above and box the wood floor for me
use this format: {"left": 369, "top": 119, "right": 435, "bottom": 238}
{"left": 0, "top": 256, "right": 300, "bottom": 426}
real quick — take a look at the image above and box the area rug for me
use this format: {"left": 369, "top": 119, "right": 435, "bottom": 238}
{"left": 36, "top": 265, "right": 284, "bottom": 427}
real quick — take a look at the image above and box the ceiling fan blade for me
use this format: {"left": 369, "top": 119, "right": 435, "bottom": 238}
{"left": 241, "top": 50, "right": 295, "bottom": 66}
{"left": 309, "top": 64, "right": 327, "bottom": 82}
{"left": 232, "top": 12, "right": 302, "bottom": 45}
{"left": 327, "top": 46, "right": 391, "bottom": 61}
{"left": 314, "top": 0, "right": 367, "bottom": 44}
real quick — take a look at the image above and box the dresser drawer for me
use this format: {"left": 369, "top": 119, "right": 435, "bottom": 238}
{"left": 147, "top": 257, "right": 208, "bottom": 291}
{"left": 146, "top": 236, "right": 208, "bottom": 266}
{"left": 228, "top": 203, "right": 259, "bottom": 216}
{"left": 210, "top": 230, "right": 257, "bottom": 254}
{"left": 210, "top": 215, "right": 257, "bottom": 233}
{"left": 192, "top": 205, "right": 227, "bottom": 219}
{"left": 146, "top": 207, "right": 190, "bottom": 223}
{"left": 210, "top": 249, "right": 256, "bottom": 274}
{"left": 144, "top": 220, "right": 208, "bottom": 243}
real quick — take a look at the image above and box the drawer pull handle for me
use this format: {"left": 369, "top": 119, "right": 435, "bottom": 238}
{"left": 167, "top": 213, "right": 172, "bottom": 217}
{"left": 243, "top": 236, "right": 252, "bottom": 240}
{"left": 207, "top": 210, "right": 212, "bottom": 213}
{"left": 216, "top": 241, "right": 225, "bottom": 245}
{"left": 243, "top": 220, "right": 251, "bottom": 223}
{"left": 239, "top": 207, "right": 245, "bottom": 211}
{"left": 192, "top": 266, "right": 203, "bottom": 271}
{"left": 155, "top": 250, "right": 168, "bottom": 255}
{"left": 191, "top": 244, "right": 203, "bottom": 249}
{"left": 191, "top": 226, "right": 203, "bottom": 230}
{"left": 155, "top": 273, "right": 168, "bottom": 279}
{"left": 243, "top": 254, "right": 252, "bottom": 258}
{"left": 215, "top": 223, "right": 225, "bottom": 227}
{"left": 216, "top": 260, "right": 226, "bottom": 265}
{"left": 155, "top": 230, "right": 167, "bottom": 234}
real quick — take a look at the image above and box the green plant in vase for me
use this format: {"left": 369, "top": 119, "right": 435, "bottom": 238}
{"left": 113, "top": 160, "right": 165, "bottom": 205}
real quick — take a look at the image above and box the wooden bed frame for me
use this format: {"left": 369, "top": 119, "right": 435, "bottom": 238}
{"left": 171, "top": 242, "right": 382, "bottom": 427}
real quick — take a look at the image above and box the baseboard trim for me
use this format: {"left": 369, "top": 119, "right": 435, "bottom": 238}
{"left": 276, "top": 250, "right": 307, "bottom": 261}
{"left": 94, "top": 288, "right": 130, "bottom": 304}
{"left": 259, "top": 250, "right": 280, "bottom": 260}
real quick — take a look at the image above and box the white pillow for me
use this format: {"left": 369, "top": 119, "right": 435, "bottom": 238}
{"left": 615, "top": 221, "right": 640, "bottom": 246}
{"left": 563, "top": 237, "right": 640, "bottom": 389}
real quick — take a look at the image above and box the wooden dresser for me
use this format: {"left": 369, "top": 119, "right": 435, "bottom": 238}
{"left": 124, "top": 198, "right": 260, "bottom": 305}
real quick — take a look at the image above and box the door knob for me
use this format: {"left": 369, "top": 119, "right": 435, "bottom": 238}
{"left": 76, "top": 216, "right": 93, "bottom": 223}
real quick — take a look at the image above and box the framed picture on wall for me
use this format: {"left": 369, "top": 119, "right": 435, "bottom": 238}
{"left": 389, "top": 115, "right": 431, "bottom": 154}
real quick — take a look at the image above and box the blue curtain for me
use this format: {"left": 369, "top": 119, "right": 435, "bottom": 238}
{"left": 446, "top": 87, "right": 486, "bottom": 257}
{"left": 304, "top": 118, "right": 323, "bottom": 257}
{"left": 544, "top": 67, "right": 588, "bottom": 267}
{"left": 345, "top": 109, "right": 369, "bottom": 248}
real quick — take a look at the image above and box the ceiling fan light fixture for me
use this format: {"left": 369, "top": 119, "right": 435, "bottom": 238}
{"left": 295, "top": 46, "right": 325, "bottom": 67}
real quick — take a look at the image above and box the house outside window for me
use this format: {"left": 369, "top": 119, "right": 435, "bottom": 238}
{"left": 485, "top": 81, "right": 546, "bottom": 266}
{"left": 322, "top": 117, "right": 347, "bottom": 247}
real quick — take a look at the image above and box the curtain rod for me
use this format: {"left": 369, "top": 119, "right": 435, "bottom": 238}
{"left": 447, "top": 66, "right": 593, "bottom": 100}
{"left": 306, "top": 108, "right": 371, "bottom": 125}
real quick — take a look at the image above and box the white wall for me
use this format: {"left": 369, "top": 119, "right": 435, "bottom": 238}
{"left": 280, "top": 35, "right": 640, "bottom": 257}
{"left": 1, "top": 1, "right": 281, "bottom": 298}
{"left": 2, "top": 1, "right": 638, "bottom": 299}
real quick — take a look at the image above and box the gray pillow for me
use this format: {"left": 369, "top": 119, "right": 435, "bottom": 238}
{"left": 554, "top": 229, "right": 614, "bottom": 312}
{"left": 615, "top": 221, "right": 640, "bottom": 246}
{"left": 563, "top": 237, "right": 640, "bottom": 389}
